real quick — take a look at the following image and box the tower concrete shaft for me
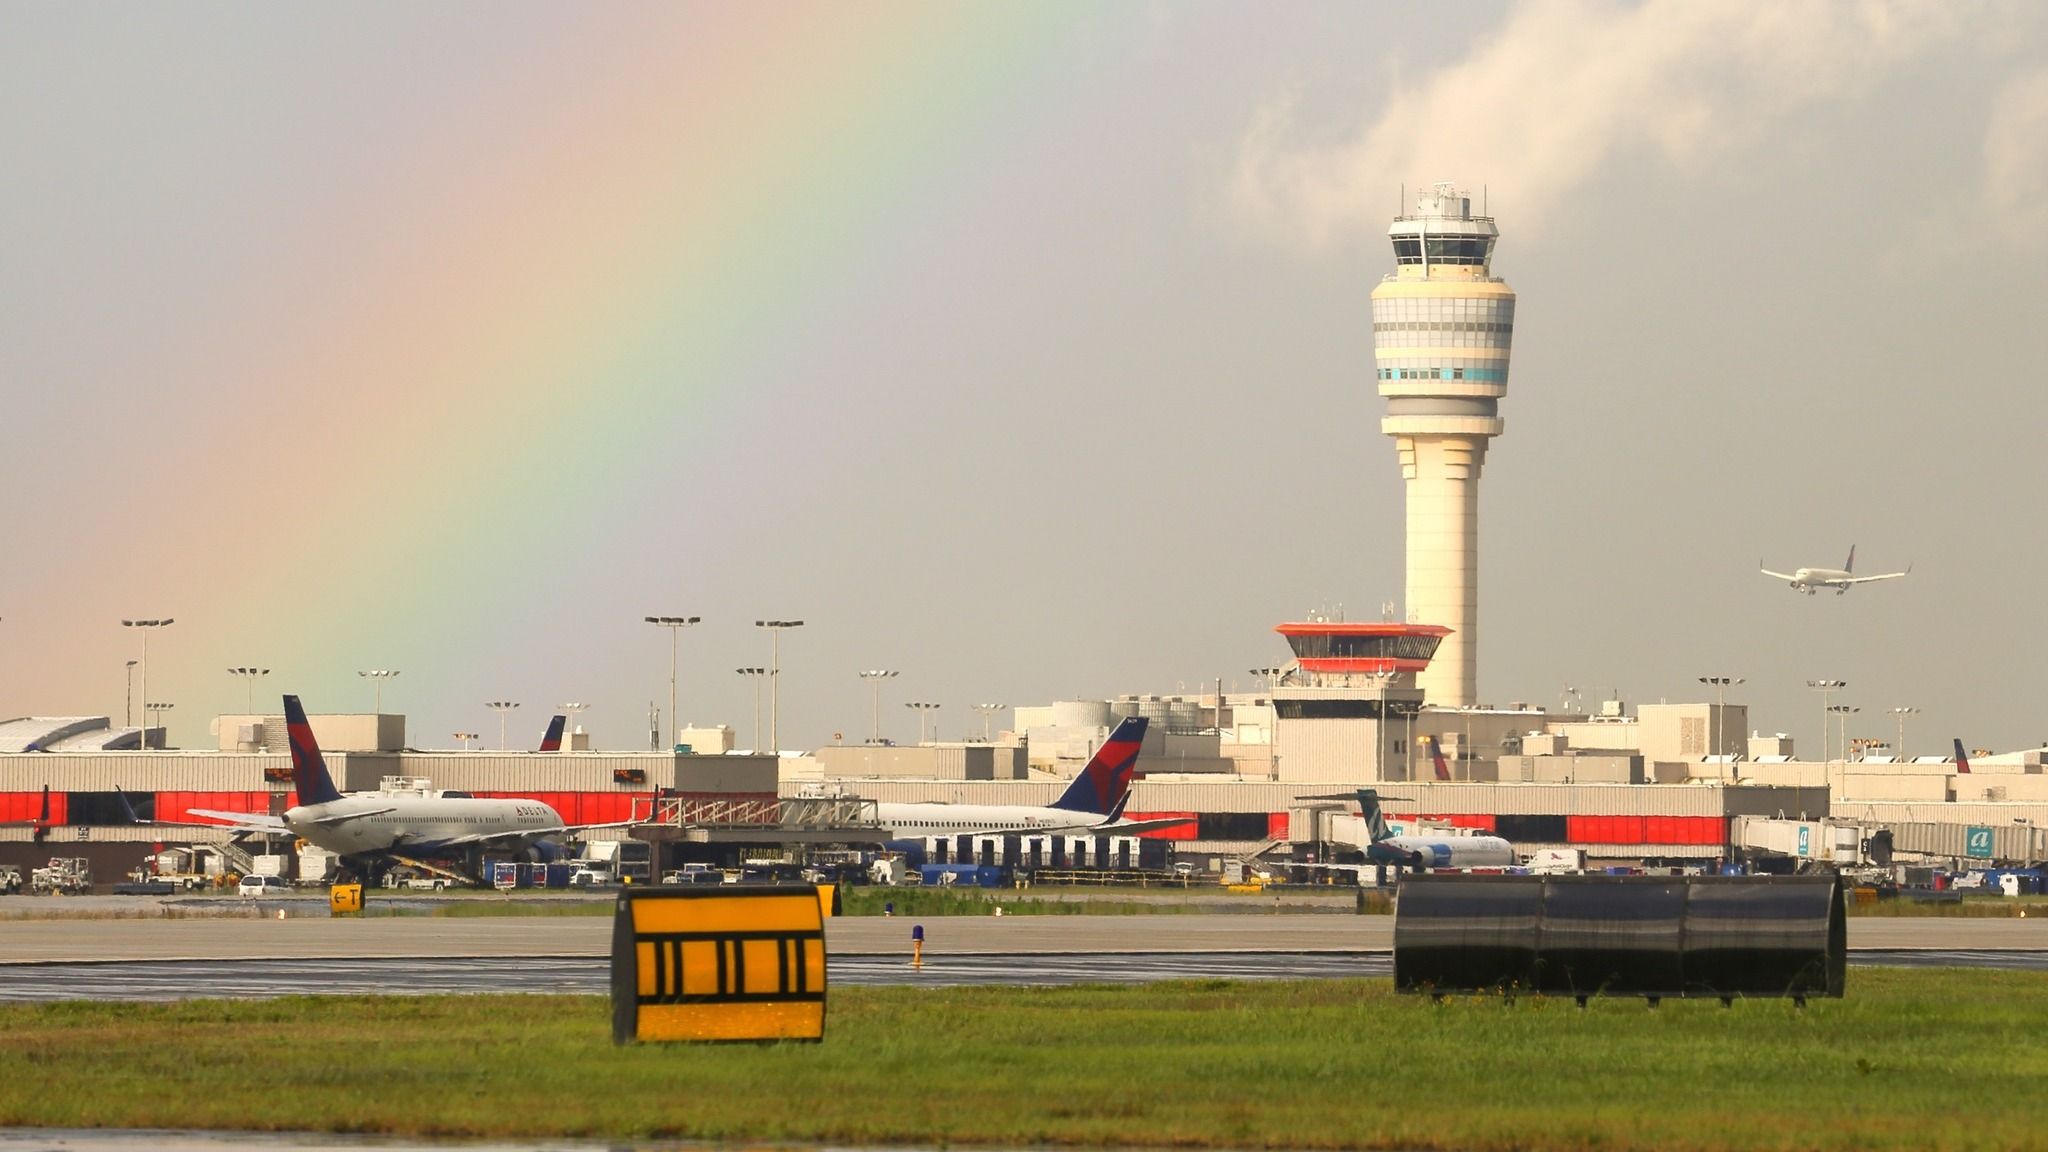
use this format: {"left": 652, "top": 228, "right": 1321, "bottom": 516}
{"left": 1374, "top": 183, "right": 1513, "bottom": 707}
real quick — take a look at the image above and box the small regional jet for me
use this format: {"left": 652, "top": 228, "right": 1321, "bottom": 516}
{"left": 1297, "top": 788, "right": 1516, "bottom": 873}
{"left": 872, "top": 717, "right": 1188, "bottom": 839}
{"left": 188, "top": 695, "right": 619, "bottom": 870}
{"left": 1760, "top": 546, "right": 1910, "bottom": 596}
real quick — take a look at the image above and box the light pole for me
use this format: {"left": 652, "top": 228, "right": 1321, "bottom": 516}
{"left": 1698, "top": 676, "right": 1745, "bottom": 769}
{"left": 1830, "top": 705, "right": 1861, "bottom": 763}
{"left": 1450, "top": 706, "right": 1473, "bottom": 780}
{"left": 227, "top": 668, "right": 271, "bottom": 714}
{"left": 755, "top": 620, "right": 803, "bottom": 753}
{"left": 974, "top": 703, "right": 1007, "bottom": 742}
{"left": 124, "top": 660, "right": 137, "bottom": 728}
{"left": 453, "top": 731, "right": 480, "bottom": 750}
{"left": 735, "top": 668, "right": 767, "bottom": 750}
{"left": 560, "top": 702, "right": 588, "bottom": 749}
{"left": 485, "top": 701, "right": 520, "bottom": 750}
{"left": 1889, "top": 706, "right": 1920, "bottom": 761}
{"left": 358, "top": 669, "right": 400, "bottom": 713}
{"left": 1807, "top": 680, "right": 1846, "bottom": 764}
{"left": 905, "top": 701, "right": 940, "bottom": 744}
{"left": 859, "top": 670, "right": 899, "bottom": 744}
{"left": 644, "top": 616, "right": 700, "bottom": 751}
{"left": 146, "top": 702, "right": 174, "bottom": 736}
{"left": 1249, "top": 666, "right": 1285, "bottom": 690}
{"left": 121, "top": 618, "right": 173, "bottom": 746}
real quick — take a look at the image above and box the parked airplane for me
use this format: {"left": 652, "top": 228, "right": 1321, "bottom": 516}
{"left": 1954, "top": 738, "right": 1971, "bottom": 775}
{"left": 1299, "top": 788, "right": 1516, "bottom": 872}
{"left": 874, "top": 717, "right": 1185, "bottom": 839}
{"left": 1760, "top": 546, "right": 1910, "bottom": 596}
{"left": 188, "top": 696, "right": 619, "bottom": 870}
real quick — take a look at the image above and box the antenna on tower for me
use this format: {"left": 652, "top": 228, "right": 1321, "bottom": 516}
{"left": 1483, "top": 184, "right": 1488, "bottom": 215}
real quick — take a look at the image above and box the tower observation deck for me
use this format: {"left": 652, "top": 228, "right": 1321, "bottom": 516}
{"left": 1374, "top": 182, "right": 1514, "bottom": 707}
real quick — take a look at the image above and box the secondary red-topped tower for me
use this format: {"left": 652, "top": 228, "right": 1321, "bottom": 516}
{"left": 1264, "top": 620, "right": 1446, "bottom": 782}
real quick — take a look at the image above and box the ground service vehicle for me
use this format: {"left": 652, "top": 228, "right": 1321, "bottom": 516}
{"left": 30, "top": 858, "right": 93, "bottom": 895}
{"left": 568, "top": 865, "right": 614, "bottom": 888}
{"left": 237, "top": 874, "right": 291, "bottom": 897}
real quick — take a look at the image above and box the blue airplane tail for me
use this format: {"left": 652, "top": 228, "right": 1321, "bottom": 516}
{"left": 282, "top": 695, "right": 344, "bottom": 806}
{"left": 1050, "top": 717, "right": 1148, "bottom": 815}
{"left": 1355, "top": 789, "right": 1396, "bottom": 842}
{"left": 1953, "top": 738, "right": 1970, "bottom": 774}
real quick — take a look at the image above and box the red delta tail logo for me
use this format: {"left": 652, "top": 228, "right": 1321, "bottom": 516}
{"left": 1050, "top": 716, "right": 1148, "bottom": 816}
{"left": 1425, "top": 735, "right": 1452, "bottom": 781}
{"left": 539, "top": 715, "right": 566, "bottom": 753}
{"left": 281, "top": 695, "right": 344, "bottom": 806}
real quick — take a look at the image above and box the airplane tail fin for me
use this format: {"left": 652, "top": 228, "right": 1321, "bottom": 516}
{"left": 538, "top": 714, "right": 566, "bottom": 753}
{"left": 1050, "top": 717, "right": 1148, "bottom": 815}
{"left": 1356, "top": 789, "right": 1395, "bottom": 842}
{"left": 1845, "top": 545, "right": 1856, "bottom": 573}
{"left": 1426, "top": 735, "right": 1452, "bottom": 781}
{"left": 32, "top": 784, "right": 50, "bottom": 841}
{"left": 282, "top": 695, "right": 344, "bottom": 806}
{"left": 1954, "top": 738, "right": 1970, "bottom": 774}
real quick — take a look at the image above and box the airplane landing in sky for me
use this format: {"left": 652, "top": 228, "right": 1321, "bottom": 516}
{"left": 1761, "top": 546, "right": 1909, "bottom": 596}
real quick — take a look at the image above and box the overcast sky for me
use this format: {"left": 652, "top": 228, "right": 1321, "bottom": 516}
{"left": 4, "top": 2, "right": 2046, "bottom": 756}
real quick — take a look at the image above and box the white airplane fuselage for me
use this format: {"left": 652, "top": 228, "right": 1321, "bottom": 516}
{"left": 1780, "top": 566, "right": 1864, "bottom": 594}
{"left": 875, "top": 801, "right": 1114, "bottom": 838}
{"left": 282, "top": 793, "right": 565, "bottom": 856}
{"left": 1371, "top": 833, "right": 1516, "bottom": 869}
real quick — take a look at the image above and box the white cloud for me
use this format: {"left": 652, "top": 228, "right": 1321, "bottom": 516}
{"left": 1233, "top": 0, "right": 1965, "bottom": 249}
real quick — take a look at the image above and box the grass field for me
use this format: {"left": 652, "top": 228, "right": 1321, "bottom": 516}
{"left": 2, "top": 969, "right": 2044, "bottom": 1150}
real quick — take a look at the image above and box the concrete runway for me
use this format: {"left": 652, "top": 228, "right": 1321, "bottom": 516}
{"left": 0, "top": 912, "right": 2044, "bottom": 965}
{"left": 3, "top": 947, "right": 2044, "bottom": 1002}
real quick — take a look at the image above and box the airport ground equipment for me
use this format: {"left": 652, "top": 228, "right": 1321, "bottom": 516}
{"left": 611, "top": 884, "right": 826, "bottom": 1044}
{"left": 29, "top": 857, "right": 93, "bottom": 895}
{"left": 1393, "top": 874, "right": 1845, "bottom": 1006}
{"left": 0, "top": 865, "right": 20, "bottom": 894}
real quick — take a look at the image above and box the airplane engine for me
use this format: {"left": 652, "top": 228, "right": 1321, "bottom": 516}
{"left": 521, "top": 840, "right": 572, "bottom": 864}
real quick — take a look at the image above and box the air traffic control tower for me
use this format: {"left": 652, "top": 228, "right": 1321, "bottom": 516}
{"left": 1374, "top": 182, "right": 1514, "bottom": 707}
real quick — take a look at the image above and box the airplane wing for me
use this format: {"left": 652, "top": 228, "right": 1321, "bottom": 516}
{"left": 1843, "top": 570, "right": 1909, "bottom": 584}
{"left": 1282, "top": 860, "right": 1374, "bottom": 876}
{"left": 435, "top": 819, "right": 642, "bottom": 849}
{"left": 186, "top": 809, "right": 291, "bottom": 834}
{"left": 1760, "top": 565, "right": 1801, "bottom": 581}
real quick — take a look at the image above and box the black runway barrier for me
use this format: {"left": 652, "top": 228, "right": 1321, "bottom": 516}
{"left": 1392, "top": 873, "right": 1845, "bottom": 1004}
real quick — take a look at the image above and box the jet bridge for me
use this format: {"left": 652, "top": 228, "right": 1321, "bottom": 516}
{"left": 631, "top": 795, "right": 888, "bottom": 845}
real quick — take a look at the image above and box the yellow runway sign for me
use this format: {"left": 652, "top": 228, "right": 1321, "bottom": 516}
{"left": 329, "top": 884, "right": 363, "bottom": 915}
{"left": 611, "top": 885, "right": 828, "bottom": 1044}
